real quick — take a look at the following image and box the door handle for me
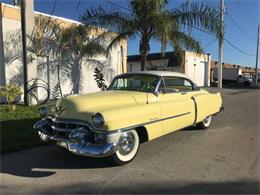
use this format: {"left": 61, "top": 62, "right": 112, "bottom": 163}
{"left": 181, "top": 92, "right": 187, "bottom": 95}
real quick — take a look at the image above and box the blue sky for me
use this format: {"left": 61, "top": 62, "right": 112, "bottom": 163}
{"left": 1, "top": 0, "right": 259, "bottom": 67}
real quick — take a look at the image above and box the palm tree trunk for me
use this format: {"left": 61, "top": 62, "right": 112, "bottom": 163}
{"left": 139, "top": 36, "right": 149, "bottom": 71}
{"left": 140, "top": 53, "right": 147, "bottom": 71}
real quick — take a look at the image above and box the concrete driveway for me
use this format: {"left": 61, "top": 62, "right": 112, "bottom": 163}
{"left": 0, "top": 88, "right": 259, "bottom": 194}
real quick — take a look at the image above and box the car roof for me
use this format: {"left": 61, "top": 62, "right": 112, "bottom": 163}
{"left": 119, "top": 71, "right": 190, "bottom": 79}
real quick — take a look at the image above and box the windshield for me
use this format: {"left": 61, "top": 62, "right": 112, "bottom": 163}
{"left": 108, "top": 74, "right": 160, "bottom": 93}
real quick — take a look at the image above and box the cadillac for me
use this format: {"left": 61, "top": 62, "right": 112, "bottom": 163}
{"left": 34, "top": 71, "right": 223, "bottom": 164}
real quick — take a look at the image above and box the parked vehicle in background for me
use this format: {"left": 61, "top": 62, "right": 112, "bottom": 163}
{"left": 213, "top": 68, "right": 253, "bottom": 86}
{"left": 237, "top": 75, "right": 253, "bottom": 86}
{"left": 34, "top": 71, "right": 223, "bottom": 165}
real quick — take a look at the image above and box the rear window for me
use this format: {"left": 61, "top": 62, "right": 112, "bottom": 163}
{"left": 164, "top": 77, "right": 193, "bottom": 93}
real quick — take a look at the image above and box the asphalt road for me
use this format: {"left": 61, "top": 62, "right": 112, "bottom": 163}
{"left": 0, "top": 88, "right": 259, "bottom": 194}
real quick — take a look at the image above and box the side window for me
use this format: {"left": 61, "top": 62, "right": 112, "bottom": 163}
{"left": 164, "top": 77, "right": 193, "bottom": 93}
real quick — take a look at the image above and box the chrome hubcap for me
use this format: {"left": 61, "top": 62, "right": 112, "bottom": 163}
{"left": 118, "top": 132, "right": 135, "bottom": 155}
{"left": 203, "top": 116, "right": 211, "bottom": 125}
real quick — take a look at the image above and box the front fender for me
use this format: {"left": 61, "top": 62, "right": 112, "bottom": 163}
{"left": 100, "top": 103, "right": 162, "bottom": 136}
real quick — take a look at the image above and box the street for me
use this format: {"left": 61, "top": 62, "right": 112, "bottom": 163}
{"left": 0, "top": 88, "right": 259, "bottom": 194}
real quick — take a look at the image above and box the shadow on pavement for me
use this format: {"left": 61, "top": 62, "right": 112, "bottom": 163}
{"left": 102, "top": 180, "right": 260, "bottom": 194}
{"left": 9, "top": 180, "right": 257, "bottom": 194}
{"left": 0, "top": 145, "right": 117, "bottom": 178}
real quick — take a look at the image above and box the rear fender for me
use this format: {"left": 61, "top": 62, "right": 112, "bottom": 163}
{"left": 192, "top": 92, "right": 222, "bottom": 123}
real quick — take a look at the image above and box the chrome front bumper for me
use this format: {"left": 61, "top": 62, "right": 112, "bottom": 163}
{"left": 33, "top": 118, "right": 119, "bottom": 158}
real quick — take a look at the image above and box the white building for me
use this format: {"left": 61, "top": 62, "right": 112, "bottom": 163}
{"left": 0, "top": 2, "right": 127, "bottom": 103}
{"left": 127, "top": 51, "right": 211, "bottom": 87}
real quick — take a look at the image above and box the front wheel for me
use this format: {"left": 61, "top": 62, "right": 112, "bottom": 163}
{"left": 197, "top": 115, "right": 212, "bottom": 129}
{"left": 111, "top": 130, "right": 140, "bottom": 165}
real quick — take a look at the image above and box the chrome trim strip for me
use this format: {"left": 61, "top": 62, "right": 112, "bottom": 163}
{"left": 50, "top": 135, "right": 69, "bottom": 142}
{"left": 117, "top": 112, "right": 191, "bottom": 132}
{"left": 51, "top": 125, "right": 75, "bottom": 132}
{"left": 51, "top": 117, "right": 94, "bottom": 129}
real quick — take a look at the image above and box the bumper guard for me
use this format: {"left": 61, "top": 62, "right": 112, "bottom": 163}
{"left": 33, "top": 119, "right": 118, "bottom": 158}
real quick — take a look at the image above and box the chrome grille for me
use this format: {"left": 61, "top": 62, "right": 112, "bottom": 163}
{"left": 48, "top": 118, "right": 92, "bottom": 140}
{"left": 51, "top": 118, "right": 91, "bottom": 130}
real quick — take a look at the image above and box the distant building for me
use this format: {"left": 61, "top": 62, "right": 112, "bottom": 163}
{"left": 0, "top": 2, "right": 127, "bottom": 103}
{"left": 211, "top": 61, "right": 259, "bottom": 81}
{"left": 127, "top": 51, "right": 211, "bottom": 87}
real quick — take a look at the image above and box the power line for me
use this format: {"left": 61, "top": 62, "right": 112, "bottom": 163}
{"left": 187, "top": 24, "right": 256, "bottom": 57}
{"left": 226, "top": 13, "right": 256, "bottom": 42}
{"left": 224, "top": 38, "right": 256, "bottom": 57}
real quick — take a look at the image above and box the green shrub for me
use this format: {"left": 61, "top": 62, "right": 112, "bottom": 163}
{"left": 0, "top": 84, "right": 22, "bottom": 106}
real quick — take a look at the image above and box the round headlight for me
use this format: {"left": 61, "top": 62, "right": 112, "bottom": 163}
{"left": 92, "top": 113, "right": 105, "bottom": 128}
{"left": 39, "top": 107, "right": 48, "bottom": 116}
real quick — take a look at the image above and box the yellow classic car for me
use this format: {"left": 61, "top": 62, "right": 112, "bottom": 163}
{"left": 34, "top": 71, "right": 223, "bottom": 164}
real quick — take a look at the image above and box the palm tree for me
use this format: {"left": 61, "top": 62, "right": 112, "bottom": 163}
{"left": 81, "top": 0, "right": 221, "bottom": 70}
{"left": 59, "top": 24, "right": 107, "bottom": 94}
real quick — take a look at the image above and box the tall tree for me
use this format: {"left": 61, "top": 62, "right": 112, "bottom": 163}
{"left": 81, "top": 0, "right": 221, "bottom": 70}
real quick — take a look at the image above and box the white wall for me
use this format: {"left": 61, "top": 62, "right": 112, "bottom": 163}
{"left": 0, "top": 15, "right": 5, "bottom": 88}
{"left": 184, "top": 52, "right": 211, "bottom": 87}
{"left": 2, "top": 15, "right": 125, "bottom": 103}
{"left": 128, "top": 61, "right": 141, "bottom": 72}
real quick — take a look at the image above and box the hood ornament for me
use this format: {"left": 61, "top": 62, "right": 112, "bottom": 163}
{"left": 55, "top": 105, "right": 67, "bottom": 115}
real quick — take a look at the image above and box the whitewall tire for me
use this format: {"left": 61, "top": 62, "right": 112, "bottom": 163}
{"left": 111, "top": 130, "right": 140, "bottom": 165}
{"left": 197, "top": 115, "right": 212, "bottom": 129}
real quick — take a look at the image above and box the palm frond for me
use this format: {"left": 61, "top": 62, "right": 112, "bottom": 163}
{"left": 81, "top": 6, "right": 132, "bottom": 33}
{"left": 170, "top": 31, "right": 203, "bottom": 54}
{"left": 106, "top": 31, "right": 135, "bottom": 53}
{"left": 171, "top": 1, "right": 221, "bottom": 35}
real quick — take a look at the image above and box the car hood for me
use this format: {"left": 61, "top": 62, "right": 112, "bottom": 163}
{"left": 50, "top": 90, "right": 148, "bottom": 121}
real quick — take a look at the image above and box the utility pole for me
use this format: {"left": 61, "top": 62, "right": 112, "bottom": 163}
{"left": 255, "top": 25, "right": 259, "bottom": 85}
{"left": 218, "top": 0, "right": 224, "bottom": 89}
{"left": 20, "top": 0, "right": 28, "bottom": 105}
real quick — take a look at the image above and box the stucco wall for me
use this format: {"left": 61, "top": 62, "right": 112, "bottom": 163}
{"left": 184, "top": 51, "right": 211, "bottom": 86}
{"left": 0, "top": 3, "right": 127, "bottom": 103}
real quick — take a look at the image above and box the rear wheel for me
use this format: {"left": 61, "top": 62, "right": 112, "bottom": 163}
{"left": 197, "top": 115, "right": 212, "bottom": 129}
{"left": 111, "top": 130, "right": 140, "bottom": 165}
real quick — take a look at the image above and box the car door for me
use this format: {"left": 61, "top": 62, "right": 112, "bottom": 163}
{"left": 159, "top": 76, "right": 196, "bottom": 135}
